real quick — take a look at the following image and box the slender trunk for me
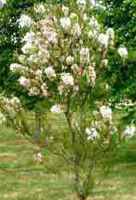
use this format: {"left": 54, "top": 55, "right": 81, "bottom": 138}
{"left": 64, "top": 95, "right": 89, "bottom": 200}
{"left": 34, "top": 112, "right": 41, "bottom": 142}
{"left": 65, "top": 113, "right": 86, "bottom": 200}
{"left": 79, "top": 196, "right": 87, "bottom": 200}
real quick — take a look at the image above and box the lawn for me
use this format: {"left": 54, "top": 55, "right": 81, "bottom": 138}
{"left": 0, "top": 126, "right": 136, "bottom": 200}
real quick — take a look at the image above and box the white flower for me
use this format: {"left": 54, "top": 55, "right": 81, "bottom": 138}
{"left": 18, "top": 76, "right": 30, "bottom": 88}
{"left": 10, "top": 97, "right": 20, "bottom": 106}
{"left": 88, "top": 30, "right": 98, "bottom": 39}
{"left": 95, "top": 3, "right": 106, "bottom": 10}
{"left": 41, "top": 83, "right": 48, "bottom": 97}
{"left": 29, "top": 87, "right": 40, "bottom": 96}
{"left": 60, "top": 17, "right": 71, "bottom": 31}
{"left": 89, "top": 16, "right": 100, "bottom": 31}
{"left": 100, "top": 105, "right": 112, "bottom": 121}
{"left": 80, "top": 48, "right": 90, "bottom": 64}
{"left": 70, "top": 13, "right": 78, "bottom": 22}
{"left": 98, "top": 33, "right": 109, "bottom": 48}
{"left": 71, "top": 23, "right": 81, "bottom": 38}
{"left": 83, "top": 13, "right": 88, "bottom": 21}
{"left": 88, "top": 66, "right": 96, "bottom": 86}
{"left": 90, "top": 0, "right": 96, "bottom": 6}
{"left": 27, "top": 55, "right": 39, "bottom": 64}
{"left": 66, "top": 56, "right": 74, "bottom": 65}
{"left": 18, "top": 14, "right": 33, "bottom": 28}
{"left": 62, "top": 5, "right": 69, "bottom": 16}
{"left": 10, "top": 63, "right": 25, "bottom": 72}
{"left": 118, "top": 47, "right": 128, "bottom": 59}
{"left": 85, "top": 127, "right": 99, "bottom": 140}
{"left": 34, "top": 4, "right": 45, "bottom": 14}
{"left": 61, "top": 73, "right": 74, "bottom": 86}
{"left": 0, "top": 112, "right": 6, "bottom": 124}
{"left": 0, "top": 0, "right": 6, "bottom": 9}
{"left": 106, "top": 28, "right": 115, "bottom": 40}
{"left": 44, "top": 30, "right": 58, "bottom": 44}
{"left": 101, "top": 59, "right": 108, "bottom": 67}
{"left": 123, "top": 125, "right": 136, "bottom": 138}
{"left": 50, "top": 104, "right": 62, "bottom": 113}
{"left": 35, "top": 69, "right": 43, "bottom": 79}
{"left": 21, "top": 42, "right": 34, "bottom": 54}
{"left": 34, "top": 152, "right": 43, "bottom": 163}
{"left": 58, "top": 84, "right": 64, "bottom": 95}
{"left": 71, "top": 64, "right": 79, "bottom": 73}
{"left": 22, "top": 32, "right": 35, "bottom": 43}
{"left": 45, "top": 66, "right": 56, "bottom": 79}
{"left": 77, "top": 0, "right": 86, "bottom": 5}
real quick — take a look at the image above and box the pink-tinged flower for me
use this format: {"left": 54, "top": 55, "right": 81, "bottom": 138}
{"left": 18, "top": 76, "right": 30, "bottom": 88}
{"left": 44, "top": 30, "right": 58, "bottom": 44}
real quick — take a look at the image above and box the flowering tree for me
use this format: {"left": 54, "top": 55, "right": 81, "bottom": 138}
{"left": 3, "top": 0, "right": 135, "bottom": 199}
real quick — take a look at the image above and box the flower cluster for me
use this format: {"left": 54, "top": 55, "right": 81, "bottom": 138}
{"left": 85, "top": 127, "right": 99, "bottom": 141}
{"left": 123, "top": 125, "right": 136, "bottom": 138}
{"left": 34, "top": 152, "right": 43, "bottom": 163}
{"left": 34, "top": 3, "right": 45, "bottom": 14}
{"left": 0, "top": 0, "right": 6, "bottom": 9}
{"left": 10, "top": 2, "right": 128, "bottom": 144}
{"left": 0, "top": 112, "right": 6, "bottom": 124}
{"left": 11, "top": 2, "right": 120, "bottom": 102}
{"left": 0, "top": 96, "right": 22, "bottom": 119}
{"left": 85, "top": 105, "right": 117, "bottom": 142}
{"left": 17, "top": 14, "right": 33, "bottom": 28}
{"left": 99, "top": 105, "right": 112, "bottom": 122}
{"left": 118, "top": 47, "right": 128, "bottom": 59}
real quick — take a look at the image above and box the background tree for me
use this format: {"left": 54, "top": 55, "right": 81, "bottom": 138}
{"left": 102, "top": 0, "right": 136, "bottom": 102}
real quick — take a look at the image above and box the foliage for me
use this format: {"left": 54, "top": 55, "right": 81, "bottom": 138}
{"left": 101, "top": 0, "right": 136, "bottom": 101}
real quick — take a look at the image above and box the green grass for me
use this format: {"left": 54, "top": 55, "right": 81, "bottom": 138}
{"left": 0, "top": 126, "right": 136, "bottom": 200}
